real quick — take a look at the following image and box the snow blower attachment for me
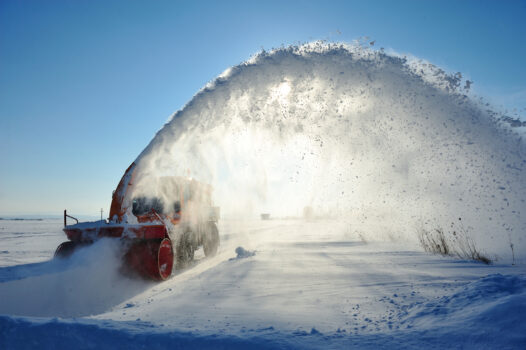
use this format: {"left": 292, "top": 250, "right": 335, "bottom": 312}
{"left": 55, "top": 163, "right": 220, "bottom": 280}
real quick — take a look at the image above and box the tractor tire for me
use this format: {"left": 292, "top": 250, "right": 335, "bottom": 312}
{"left": 176, "top": 230, "right": 195, "bottom": 269}
{"left": 203, "top": 223, "right": 219, "bottom": 257}
{"left": 54, "top": 241, "right": 81, "bottom": 259}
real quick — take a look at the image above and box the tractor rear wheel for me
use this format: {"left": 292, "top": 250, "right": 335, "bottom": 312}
{"left": 125, "top": 238, "right": 174, "bottom": 280}
{"left": 203, "top": 223, "right": 219, "bottom": 257}
{"left": 176, "top": 230, "right": 195, "bottom": 269}
{"left": 54, "top": 241, "right": 83, "bottom": 258}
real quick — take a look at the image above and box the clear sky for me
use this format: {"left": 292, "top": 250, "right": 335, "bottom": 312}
{"left": 1, "top": 0, "right": 525, "bottom": 216}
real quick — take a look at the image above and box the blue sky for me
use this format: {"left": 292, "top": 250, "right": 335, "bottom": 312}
{"left": 1, "top": 0, "right": 525, "bottom": 216}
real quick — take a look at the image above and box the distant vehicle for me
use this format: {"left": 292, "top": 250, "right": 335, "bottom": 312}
{"left": 55, "top": 162, "right": 220, "bottom": 280}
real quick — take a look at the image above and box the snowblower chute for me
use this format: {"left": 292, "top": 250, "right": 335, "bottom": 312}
{"left": 55, "top": 162, "right": 220, "bottom": 281}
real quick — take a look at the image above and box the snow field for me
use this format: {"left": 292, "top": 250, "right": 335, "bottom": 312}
{"left": 1, "top": 219, "right": 525, "bottom": 349}
{"left": 2, "top": 42, "right": 526, "bottom": 348}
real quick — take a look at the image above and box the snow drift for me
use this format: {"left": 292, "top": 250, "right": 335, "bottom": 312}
{"left": 127, "top": 42, "right": 525, "bottom": 262}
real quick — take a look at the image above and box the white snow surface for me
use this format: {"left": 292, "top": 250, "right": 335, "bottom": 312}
{"left": 2, "top": 43, "right": 526, "bottom": 349}
{"left": 1, "top": 219, "right": 525, "bottom": 349}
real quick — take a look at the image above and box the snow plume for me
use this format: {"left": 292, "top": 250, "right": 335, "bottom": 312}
{"left": 130, "top": 42, "right": 525, "bottom": 261}
{"left": 0, "top": 239, "right": 151, "bottom": 317}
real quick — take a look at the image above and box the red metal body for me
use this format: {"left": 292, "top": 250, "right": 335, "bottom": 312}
{"left": 60, "top": 219, "right": 173, "bottom": 280}
{"left": 56, "top": 161, "right": 219, "bottom": 281}
{"left": 58, "top": 162, "right": 176, "bottom": 280}
{"left": 64, "top": 224, "right": 167, "bottom": 242}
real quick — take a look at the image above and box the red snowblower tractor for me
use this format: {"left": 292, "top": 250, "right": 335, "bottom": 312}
{"left": 55, "top": 162, "right": 220, "bottom": 280}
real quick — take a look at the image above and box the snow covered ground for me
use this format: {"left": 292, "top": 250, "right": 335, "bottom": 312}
{"left": 2, "top": 43, "right": 526, "bottom": 349}
{"left": 1, "top": 218, "right": 525, "bottom": 349}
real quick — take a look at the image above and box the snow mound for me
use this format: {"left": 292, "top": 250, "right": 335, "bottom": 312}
{"left": 0, "top": 316, "right": 289, "bottom": 350}
{"left": 232, "top": 246, "right": 256, "bottom": 259}
{"left": 404, "top": 273, "right": 526, "bottom": 345}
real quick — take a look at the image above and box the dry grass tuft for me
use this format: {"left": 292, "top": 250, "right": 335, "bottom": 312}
{"left": 417, "top": 219, "right": 492, "bottom": 264}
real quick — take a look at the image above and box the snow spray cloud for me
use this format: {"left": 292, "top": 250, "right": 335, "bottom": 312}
{"left": 129, "top": 42, "right": 525, "bottom": 260}
{"left": 0, "top": 239, "right": 151, "bottom": 317}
